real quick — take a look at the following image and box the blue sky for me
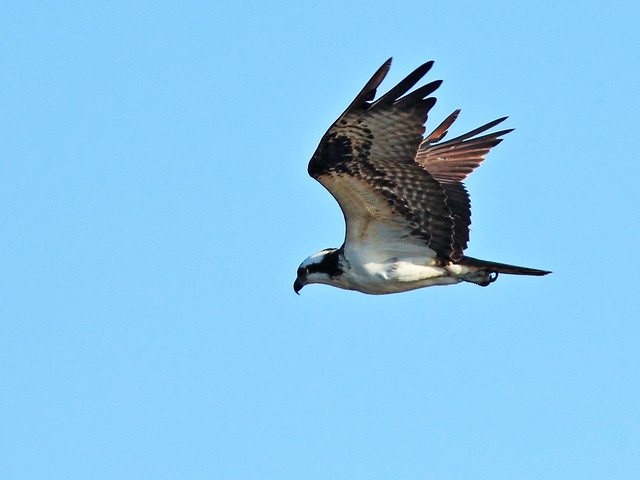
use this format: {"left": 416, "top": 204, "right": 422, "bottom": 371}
{"left": 1, "top": 1, "right": 639, "bottom": 479}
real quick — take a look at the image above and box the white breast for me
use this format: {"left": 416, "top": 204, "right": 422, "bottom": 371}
{"left": 341, "top": 253, "right": 462, "bottom": 294}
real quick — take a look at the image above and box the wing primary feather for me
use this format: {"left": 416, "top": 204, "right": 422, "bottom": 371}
{"left": 417, "top": 97, "right": 437, "bottom": 112}
{"left": 395, "top": 80, "right": 443, "bottom": 108}
{"left": 436, "top": 116, "right": 509, "bottom": 147}
{"left": 423, "top": 109, "right": 461, "bottom": 145}
{"left": 436, "top": 129, "right": 514, "bottom": 153}
{"left": 371, "top": 61, "right": 434, "bottom": 108}
{"left": 336, "top": 58, "right": 392, "bottom": 121}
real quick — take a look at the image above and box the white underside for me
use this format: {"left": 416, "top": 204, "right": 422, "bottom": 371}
{"left": 335, "top": 257, "right": 472, "bottom": 294}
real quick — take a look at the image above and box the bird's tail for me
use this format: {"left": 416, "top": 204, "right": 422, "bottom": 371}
{"left": 460, "top": 256, "right": 551, "bottom": 276}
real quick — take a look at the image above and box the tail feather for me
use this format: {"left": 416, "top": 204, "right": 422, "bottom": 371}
{"left": 460, "top": 256, "right": 551, "bottom": 276}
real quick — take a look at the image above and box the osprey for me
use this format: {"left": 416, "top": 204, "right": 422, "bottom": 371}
{"left": 294, "top": 59, "right": 550, "bottom": 295}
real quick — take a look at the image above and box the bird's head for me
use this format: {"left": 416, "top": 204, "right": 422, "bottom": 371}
{"left": 294, "top": 248, "right": 344, "bottom": 294}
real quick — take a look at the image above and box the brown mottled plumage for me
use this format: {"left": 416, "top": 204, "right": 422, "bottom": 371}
{"left": 295, "top": 59, "right": 550, "bottom": 295}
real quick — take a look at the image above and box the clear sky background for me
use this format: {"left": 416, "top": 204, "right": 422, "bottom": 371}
{"left": 1, "top": 1, "right": 639, "bottom": 479}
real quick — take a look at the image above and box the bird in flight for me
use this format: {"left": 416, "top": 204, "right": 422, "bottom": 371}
{"left": 294, "top": 59, "right": 550, "bottom": 295}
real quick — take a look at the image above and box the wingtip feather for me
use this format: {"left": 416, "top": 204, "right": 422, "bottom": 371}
{"left": 424, "top": 109, "right": 461, "bottom": 145}
{"left": 336, "top": 58, "right": 394, "bottom": 119}
{"left": 371, "top": 60, "right": 435, "bottom": 108}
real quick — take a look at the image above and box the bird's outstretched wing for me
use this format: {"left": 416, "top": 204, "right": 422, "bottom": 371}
{"left": 307, "top": 59, "right": 512, "bottom": 262}
{"left": 308, "top": 59, "right": 457, "bottom": 261}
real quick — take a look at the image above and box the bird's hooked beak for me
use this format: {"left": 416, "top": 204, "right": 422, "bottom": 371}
{"left": 294, "top": 265, "right": 308, "bottom": 295}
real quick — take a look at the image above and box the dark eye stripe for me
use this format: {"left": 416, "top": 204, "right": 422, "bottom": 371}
{"left": 306, "top": 264, "right": 321, "bottom": 274}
